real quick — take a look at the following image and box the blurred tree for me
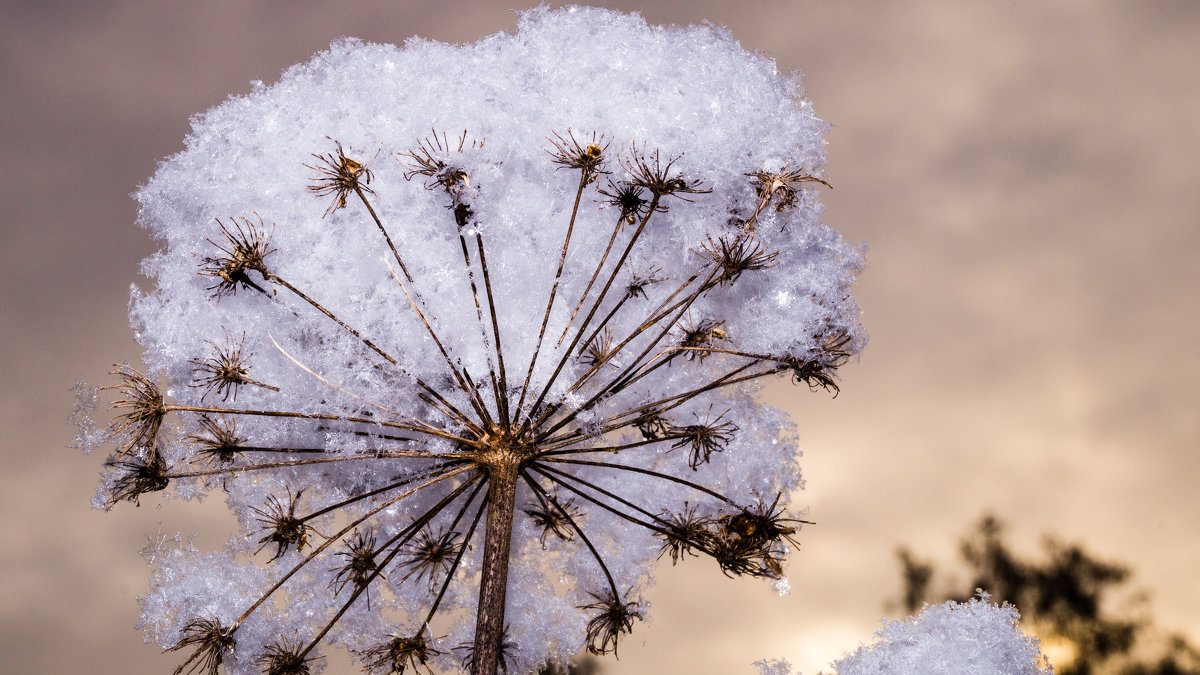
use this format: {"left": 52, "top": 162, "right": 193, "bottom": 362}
{"left": 895, "top": 515, "right": 1200, "bottom": 675}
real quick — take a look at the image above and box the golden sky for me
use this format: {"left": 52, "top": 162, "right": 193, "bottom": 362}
{"left": 2, "top": 1, "right": 1197, "bottom": 673}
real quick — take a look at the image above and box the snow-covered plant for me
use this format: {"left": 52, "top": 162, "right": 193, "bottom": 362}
{"left": 756, "top": 593, "right": 1053, "bottom": 675}
{"left": 83, "top": 7, "right": 863, "bottom": 674}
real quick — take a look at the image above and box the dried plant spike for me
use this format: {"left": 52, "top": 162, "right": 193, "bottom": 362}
{"left": 252, "top": 488, "right": 311, "bottom": 561}
{"left": 669, "top": 411, "right": 738, "bottom": 470}
{"left": 360, "top": 633, "right": 442, "bottom": 675}
{"left": 257, "top": 637, "right": 321, "bottom": 675}
{"left": 597, "top": 180, "right": 650, "bottom": 227}
{"left": 622, "top": 146, "right": 711, "bottom": 201}
{"left": 199, "top": 215, "right": 275, "bottom": 298}
{"left": 167, "top": 616, "right": 236, "bottom": 675}
{"left": 104, "top": 451, "right": 169, "bottom": 508}
{"left": 330, "top": 530, "right": 379, "bottom": 601}
{"left": 306, "top": 140, "right": 375, "bottom": 217}
{"left": 400, "top": 527, "right": 462, "bottom": 587}
{"left": 547, "top": 130, "right": 608, "bottom": 185}
{"left": 580, "top": 591, "right": 640, "bottom": 656}
{"left": 676, "top": 317, "right": 727, "bottom": 361}
{"left": 750, "top": 167, "right": 831, "bottom": 214}
{"left": 523, "top": 491, "right": 580, "bottom": 547}
{"left": 656, "top": 504, "right": 718, "bottom": 564}
{"left": 188, "top": 415, "right": 244, "bottom": 465}
{"left": 103, "top": 365, "right": 166, "bottom": 456}
{"left": 697, "top": 234, "right": 780, "bottom": 287}
{"left": 190, "top": 334, "right": 279, "bottom": 402}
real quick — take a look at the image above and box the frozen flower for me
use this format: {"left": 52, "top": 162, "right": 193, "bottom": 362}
{"left": 90, "top": 6, "right": 863, "bottom": 674}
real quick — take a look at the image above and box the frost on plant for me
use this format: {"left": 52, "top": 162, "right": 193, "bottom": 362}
{"left": 90, "top": 7, "right": 864, "bottom": 674}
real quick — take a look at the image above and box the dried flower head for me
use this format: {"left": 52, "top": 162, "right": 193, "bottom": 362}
{"left": 189, "top": 334, "right": 278, "bottom": 402}
{"left": 167, "top": 616, "right": 236, "bottom": 675}
{"left": 580, "top": 591, "right": 640, "bottom": 656}
{"left": 597, "top": 180, "right": 650, "bottom": 227}
{"left": 750, "top": 167, "right": 831, "bottom": 215}
{"left": 103, "top": 365, "right": 166, "bottom": 455}
{"left": 188, "top": 415, "right": 244, "bottom": 466}
{"left": 622, "top": 147, "right": 711, "bottom": 202}
{"left": 331, "top": 530, "right": 380, "bottom": 602}
{"left": 360, "top": 633, "right": 442, "bottom": 674}
{"left": 257, "top": 637, "right": 321, "bottom": 675}
{"left": 676, "top": 317, "right": 728, "bottom": 361}
{"left": 547, "top": 130, "right": 608, "bottom": 185}
{"left": 697, "top": 234, "right": 780, "bottom": 287}
{"left": 104, "top": 451, "right": 169, "bottom": 508}
{"left": 306, "top": 141, "right": 375, "bottom": 217}
{"left": 199, "top": 216, "right": 274, "bottom": 298}
{"left": 656, "top": 504, "right": 718, "bottom": 564}
{"left": 523, "top": 491, "right": 580, "bottom": 547}
{"left": 253, "top": 489, "right": 311, "bottom": 561}
{"left": 669, "top": 411, "right": 738, "bottom": 469}
{"left": 400, "top": 527, "right": 462, "bottom": 587}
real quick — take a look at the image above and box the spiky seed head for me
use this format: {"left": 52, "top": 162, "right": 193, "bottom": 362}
{"left": 697, "top": 234, "right": 780, "bottom": 287}
{"left": 199, "top": 216, "right": 274, "bottom": 298}
{"left": 188, "top": 415, "right": 244, "bottom": 466}
{"left": 399, "top": 528, "right": 462, "bottom": 587}
{"left": 168, "top": 616, "right": 236, "bottom": 675}
{"left": 104, "top": 451, "right": 169, "bottom": 508}
{"left": 360, "top": 634, "right": 442, "bottom": 674}
{"left": 256, "top": 637, "right": 320, "bottom": 675}
{"left": 103, "top": 365, "right": 166, "bottom": 456}
{"left": 252, "top": 489, "right": 311, "bottom": 562}
{"left": 669, "top": 412, "right": 737, "bottom": 470}
{"left": 330, "top": 530, "right": 380, "bottom": 603}
{"left": 547, "top": 130, "right": 609, "bottom": 184}
{"left": 306, "top": 141, "right": 375, "bottom": 217}
{"left": 523, "top": 492, "right": 580, "bottom": 548}
{"left": 656, "top": 504, "right": 718, "bottom": 564}
{"left": 580, "top": 592, "right": 640, "bottom": 656}
{"left": 622, "top": 147, "right": 711, "bottom": 201}
{"left": 597, "top": 179, "right": 650, "bottom": 226}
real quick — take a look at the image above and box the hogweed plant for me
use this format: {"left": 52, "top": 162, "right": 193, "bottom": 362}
{"left": 76, "top": 7, "right": 864, "bottom": 675}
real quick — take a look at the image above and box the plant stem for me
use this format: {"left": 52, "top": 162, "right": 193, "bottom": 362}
{"left": 471, "top": 461, "right": 520, "bottom": 675}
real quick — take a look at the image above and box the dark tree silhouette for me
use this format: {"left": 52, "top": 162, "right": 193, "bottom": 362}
{"left": 895, "top": 515, "right": 1200, "bottom": 675}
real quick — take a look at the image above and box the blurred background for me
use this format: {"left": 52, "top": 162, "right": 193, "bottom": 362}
{"left": 2, "top": 1, "right": 1197, "bottom": 672}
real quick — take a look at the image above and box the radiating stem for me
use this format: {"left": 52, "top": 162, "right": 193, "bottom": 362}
{"left": 516, "top": 171, "right": 589, "bottom": 424}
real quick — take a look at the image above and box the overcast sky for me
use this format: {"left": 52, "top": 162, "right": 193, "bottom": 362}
{"left": 2, "top": 1, "right": 1198, "bottom": 673}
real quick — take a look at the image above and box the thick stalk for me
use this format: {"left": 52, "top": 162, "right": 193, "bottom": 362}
{"left": 471, "top": 461, "right": 520, "bottom": 675}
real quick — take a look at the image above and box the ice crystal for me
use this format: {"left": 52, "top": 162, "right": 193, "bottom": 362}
{"left": 91, "top": 6, "right": 864, "bottom": 674}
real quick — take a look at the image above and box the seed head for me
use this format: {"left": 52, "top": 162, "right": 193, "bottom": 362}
{"left": 189, "top": 334, "right": 273, "bottom": 402}
{"left": 656, "top": 504, "right": 718, "bottom": 564}
{"left": 523, "top": 492, "right": 580, "bottom": 548}
{"left": 622, "top": 147, "right": 711, "bottom": 201}
{"left": 306, "top": 141, "right": 375, "bottom": 217}
{"left": 547, "top": 130, "right": 608, "bottom": 185}
{"left": 580, "top": 591, "right": 640, "bottom": 656}
{"left": 400, "top": 527, "right": 462, "bottom": 587}
{"left": 103, "top": 365, "right": 166, "bottom": 456}
{"left": 749, "top": 167, "right": 831, "bottom": 216}
{"left": 256, "top": 637, "right": 320, "bottom": 675}
{"left": 252, "top": 489, "right": 311, "bottom": 562}
{"left": 199, "top": 216, "right": 274, "bottom": 298}
{"left": 669, "top": 411, "right": 737, "bottom": 470}
{"left": 167, "top": 616, "right": 236, "bottom": 675}
{"left": 104, "top": 450, "right": 169, "bottom": 508}
{"left": 330, "top": 530, "right": 380, "bottom": 603}
{"left": 697, "top": 234, "right": 779, "bottom": 287}
{"left": 188, "top": 415, "right": 244, "bottom": 466}
{"left": 360, "top": 633, "right": 442, "bottom": 674}
{"left": 597, "top": 180, "right": 650, "bottom": 227}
